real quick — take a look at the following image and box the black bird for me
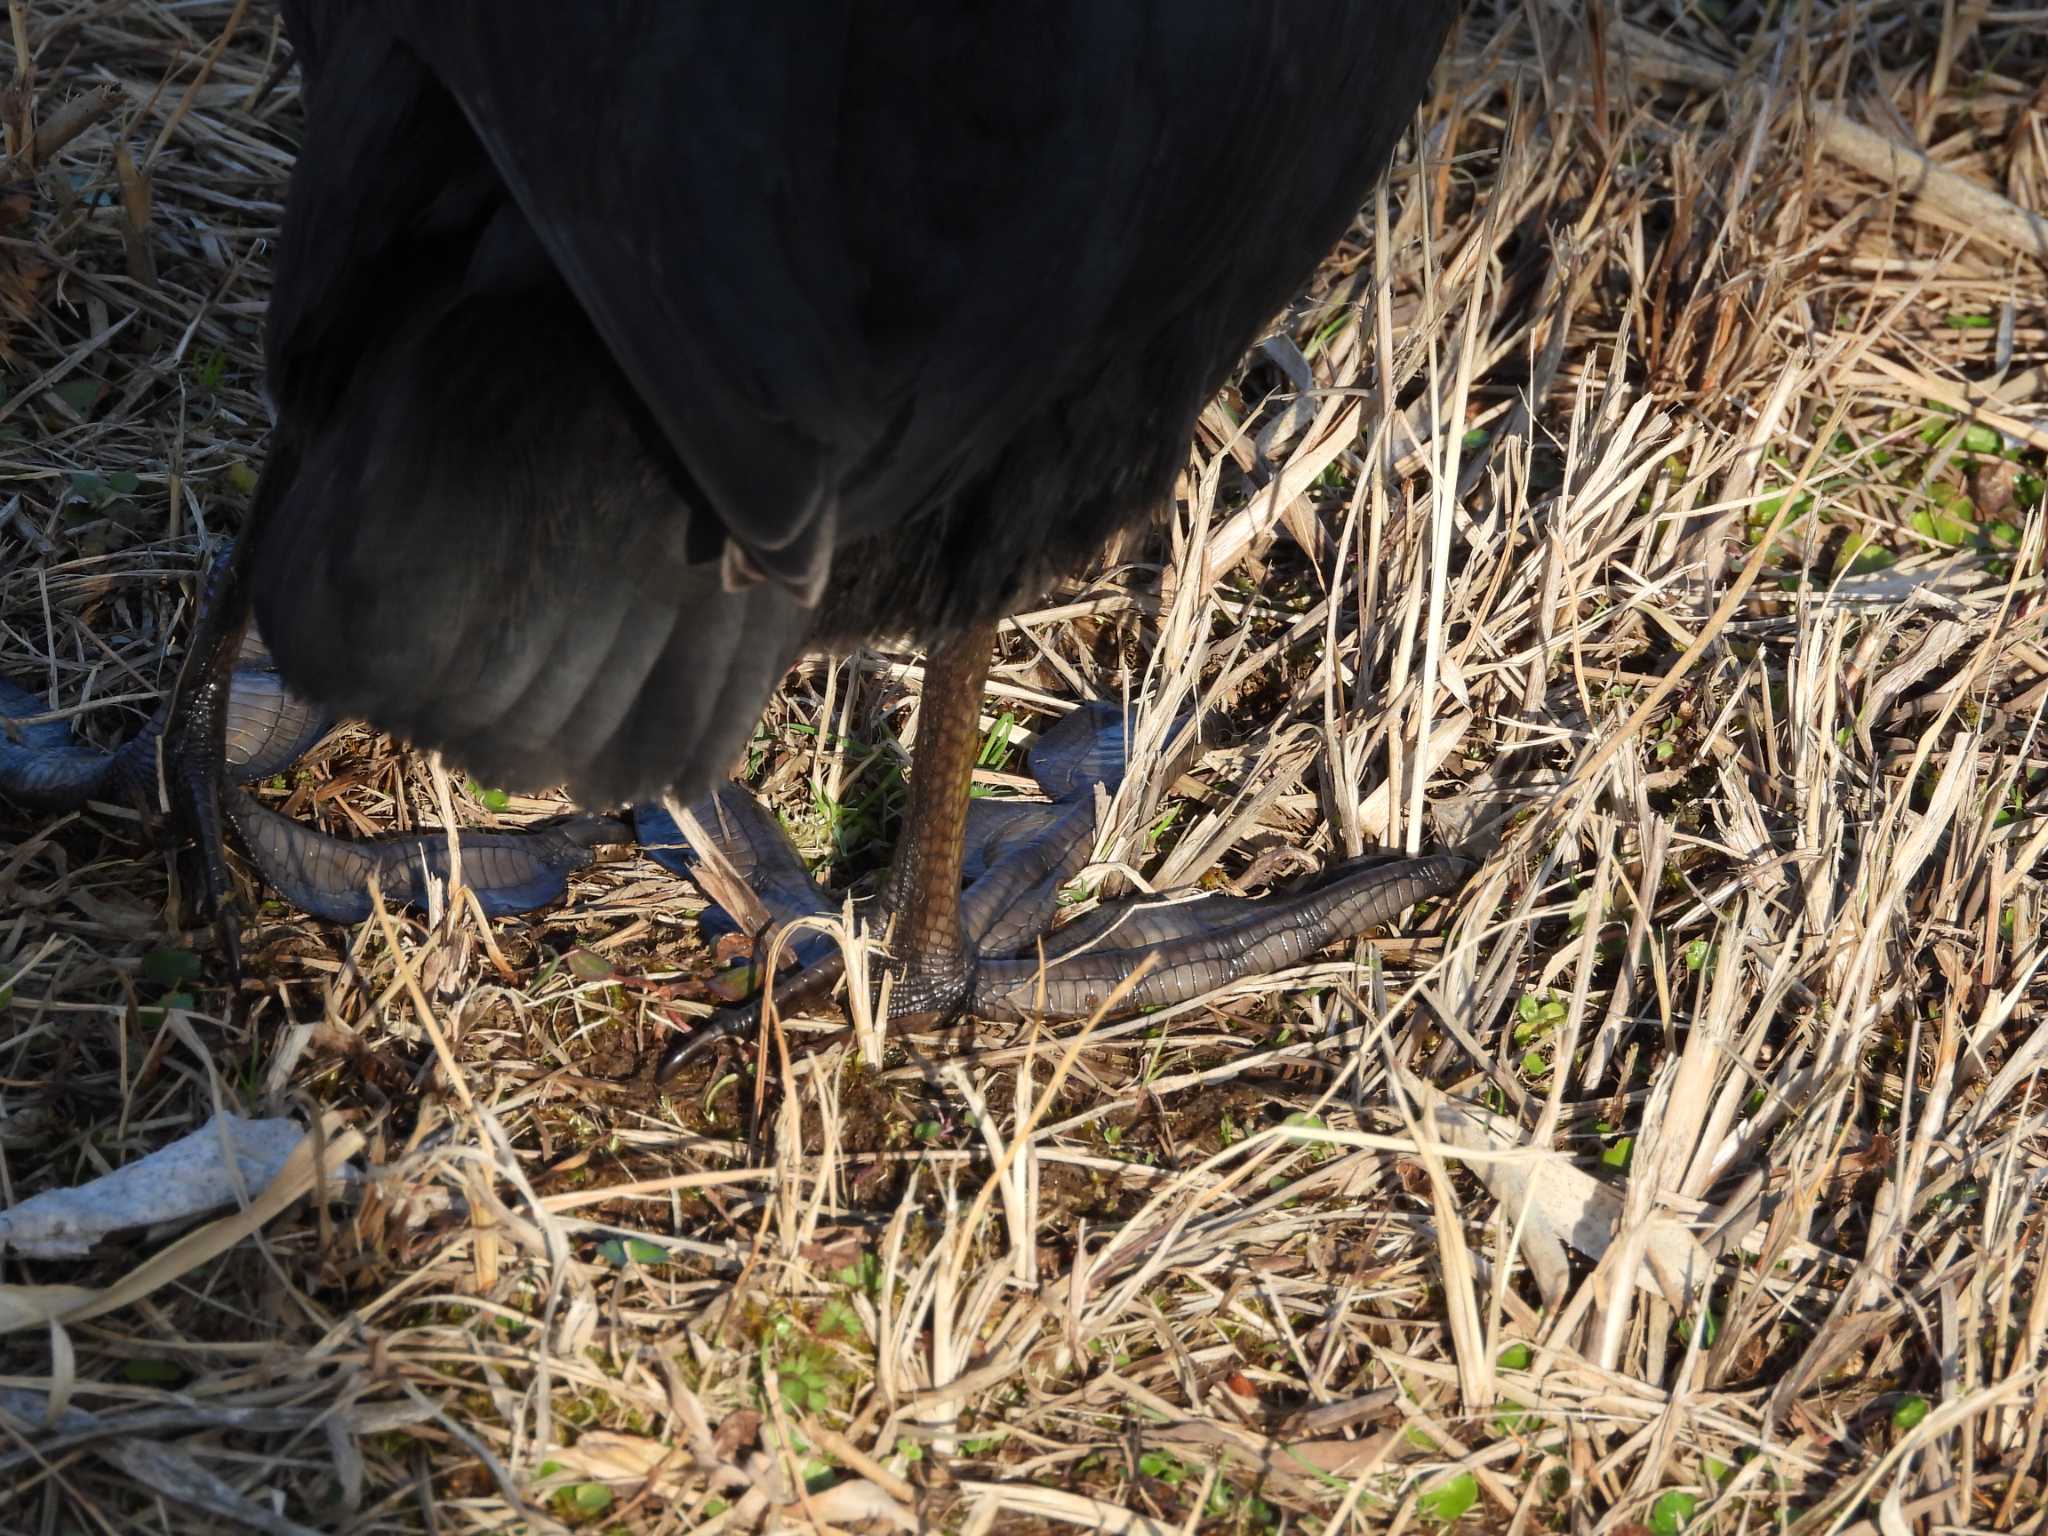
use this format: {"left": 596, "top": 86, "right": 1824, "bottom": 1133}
{"left": 154, "top": 1, "right": 1465, "bottom": 1071}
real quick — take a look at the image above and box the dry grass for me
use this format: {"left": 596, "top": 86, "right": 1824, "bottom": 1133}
{"left": 3, "top": 1, "right": 2047, "bottom": 1531}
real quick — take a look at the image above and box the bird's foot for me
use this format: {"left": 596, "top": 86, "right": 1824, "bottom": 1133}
{"left": 963, "top": 851, "right": 1472, "bottom": 1023}
{"left": 652, "top": 911, "right": 976, "bottom": 1087}
{"left": 647, "top": 703, "right": 1472, "bottom": 1087}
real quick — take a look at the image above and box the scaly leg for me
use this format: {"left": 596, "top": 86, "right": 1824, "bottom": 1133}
{"left": 871, "top": 621, "right": 998, "bottom": 1022}
{"left": 654, "top": 623, "right": 997, "bottom": 1084}
{"left": 159, "top": 540, "right": 255, "bottom": 979}
{"left": 651, "top": 639, "right": 1474, "bottom": 1089}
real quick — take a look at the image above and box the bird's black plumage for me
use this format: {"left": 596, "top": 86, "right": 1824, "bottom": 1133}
{"left": 252, "top": 2, "right": 1457, "bottom": 810}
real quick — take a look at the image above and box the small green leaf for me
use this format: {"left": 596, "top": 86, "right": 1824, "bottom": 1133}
{"left": 1747, "top": 490, "right": 1812, "bottom": 536}
{"left": 819, "top": 1298, "right": 863, "bottom": 1338}
{"left": 1494, "top": 1400, "right": 1540, "bottom": 1434}
{"left": 1497, "top": 1342, "right": 1533, "bottom": 1370}
{"left": 1651, "top": 1489, "right": 1698, "bottom": 1534}
{"left": 777, "top": 1371, "right": 814, "bottom": 1411}
{"left": 106, "top": 469, "right": 141, "bottom": 495}
{"left": 1419, "top": 1472, "right": 1478, "bottom": 1524}
{"left": 567, "top": 1482, "right": 612, "bottom": 1515}
{"left": 1843, "top": 539, "right": 1897, "bottom": 576}
{"left": 1909, "top": 505, "right": 1973, "bottom": 547}
{"left": 1676, "top": 1308, "right": 1719, "bottom": 1347}
{"left": 597, "top": 1238, "right": 671, "bottom": 1267}
{"left": 1602, "top": 1135, "right": 1635, "bottom": 1170}
{"left": 563, "top": 949, "right": 616, "bottom": 981}
{"left": 835, "top": 1251, "right": 881, "bottom": 1293}
{"left": 51, "top": 378, "right": 102, "bottom": 414}
{"left": 1892, "top": 1394, "right": 1930, "bottom": 1430}
{"left": 141, "top": 948, "right": 203, "bottom": 985}
{"left": 1281, "top": 1111, "right": 1326, "bottom": 1141}
{"left": 1513, "top": 998, "right": 1563, "bottom": 1042}
{"left": 1946, "top": 311, "right": 1995, "bottom": 329}
{"left": 120, "top": 1358, "right": 183, "bottom": 1383}
{"left": 193, "top": 347, "right": 228, "bottom": 391}
{"left": 977, "top": 711, "right": 1017, "bottom": 768}
{"left": 1139, "top": 1450, "right": 1187, "bottom": 1485}
{"left": 465, "top": 778, "right": 512, "bottom": 812}
{"left": 835, "top": 1254, "right": 870, "bottom": 1285}
{"left": 1960, "top": 424, "right": 2002, "bottom": 454}
{"left": 138, "top": 991, "right": 195, "bottom": 1025}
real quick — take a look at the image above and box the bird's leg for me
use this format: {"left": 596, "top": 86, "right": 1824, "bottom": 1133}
{"left": 159, "top": 539, "right": 254, "bottom": 979}
{"left": 652, "top": 670, "right": 1474, "bottom": 1089}
{"left": 871, "top": 620, "right": 999, "bottom": 1022}
{"left": 653, "top": 624, "right": 997, "bottom": 1086}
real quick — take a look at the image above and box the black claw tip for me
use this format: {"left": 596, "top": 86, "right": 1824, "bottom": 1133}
{"left": 653, "top": 1012, "right": 749, "bottom": 1087}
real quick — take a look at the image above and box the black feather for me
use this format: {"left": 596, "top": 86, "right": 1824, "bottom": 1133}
{"left": 254, "top": 0, "right": 1457, "bottom": 808}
